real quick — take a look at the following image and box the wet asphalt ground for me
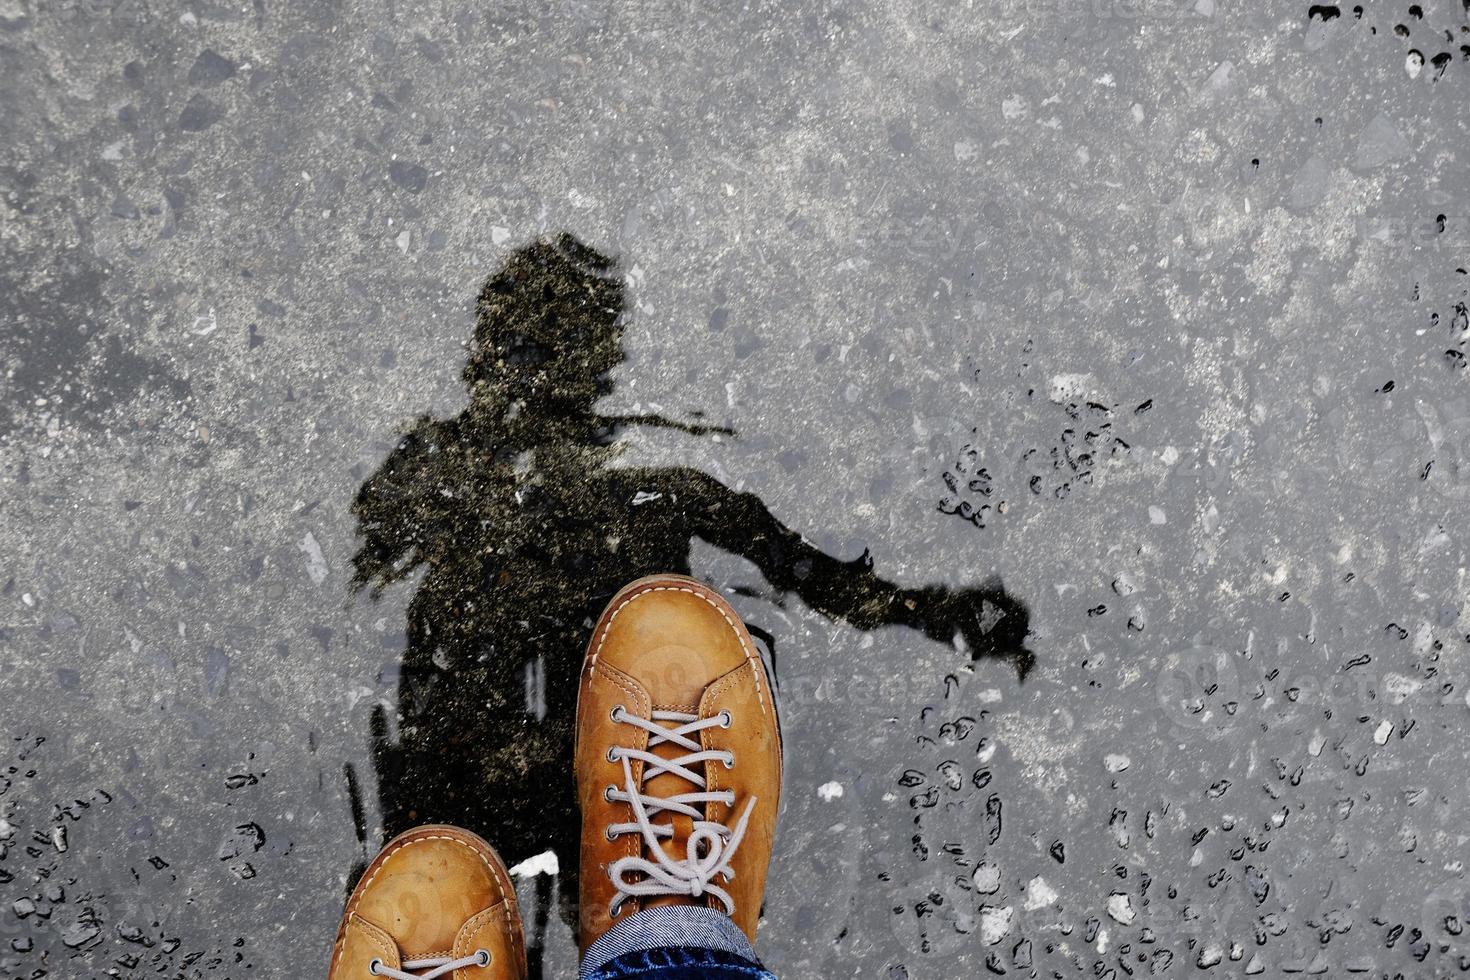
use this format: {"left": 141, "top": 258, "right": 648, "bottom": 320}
{"left": 4, "top": 1, "right": 1470, "bottom": 978}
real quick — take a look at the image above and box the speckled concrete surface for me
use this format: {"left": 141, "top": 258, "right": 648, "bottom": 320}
{"left": 3, "top": 1, "right": 1470, "bottom": 977}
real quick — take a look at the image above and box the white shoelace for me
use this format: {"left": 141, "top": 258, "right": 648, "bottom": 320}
{"left": 369, "top": 950, "right": 489, "bottom": 979}
{"left": 605, "top": 707, "right": 757, "bottom": 917}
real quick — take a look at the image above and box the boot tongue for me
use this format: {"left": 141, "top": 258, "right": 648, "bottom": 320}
{"left": 641, "top": 710, "right": 704, "bottom": 910}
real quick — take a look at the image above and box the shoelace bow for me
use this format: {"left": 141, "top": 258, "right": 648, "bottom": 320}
{"left": 606, "top": 707, "right": 757, "bottom": 917}
{"left": 369, "top": 950, "right": 489, "bottom": 979}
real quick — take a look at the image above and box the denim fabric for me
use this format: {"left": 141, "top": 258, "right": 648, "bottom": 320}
{"left": 579, "top": 907, "right": 774, "bottom": 980}
{"left": 582, "top": 947, "right": 775, "bottom": 980}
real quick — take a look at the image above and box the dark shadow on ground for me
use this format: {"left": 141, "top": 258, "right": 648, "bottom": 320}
{"left": 347, "top": 234, "right": 1032, "bottom": 976}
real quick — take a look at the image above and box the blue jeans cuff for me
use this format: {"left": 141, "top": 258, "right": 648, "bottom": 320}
{"left": 579, "top": 906, "right": 764, "bottom": 979}
{"left": 582, "top": 947, "right": 775, "bottom": 980}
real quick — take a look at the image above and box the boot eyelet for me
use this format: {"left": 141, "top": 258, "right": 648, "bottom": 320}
{"left": 610, "top": 705, "right": 625, "bottom": 722}
{"left": 717, "top": 710, "right": 733, "bottom": 728}
{"left": 605, "top": 826, "right": 618, "bottom": 841}
{"left": 606, "top": 747, "right": 621, "bottom": 763}
{"left": 722, "top": 752, "right": 735, "bottom": 769}
{"left": 475, "top": 949, "right": 492, "bottom": 967}
{"left": 604, "top": 785, "right": 617, "bottom": 803}
{"left": 368, "top": 959, "right": 384, "bottom": 975}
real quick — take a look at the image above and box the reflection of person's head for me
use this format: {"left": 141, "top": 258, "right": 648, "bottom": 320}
{"left": 463, "top": 234, "right": 624, "bottom": 419}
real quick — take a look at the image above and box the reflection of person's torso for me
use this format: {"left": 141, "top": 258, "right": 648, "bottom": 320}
{"left": 450, "top": 443, "right": 700, "bottom": 656}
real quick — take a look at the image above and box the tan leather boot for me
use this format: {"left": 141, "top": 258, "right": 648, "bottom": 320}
{"left": 575, "top": 574, "right": 782, "bottom": 951}
{"left": 328, "top": 825, "right": 527, "bottom": 980}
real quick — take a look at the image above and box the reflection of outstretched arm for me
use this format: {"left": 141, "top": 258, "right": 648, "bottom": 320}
{"left": 680, "top": 471, "right": 1031, "bottom": 673}
{"left": 603, "top": 413, "right": 735, "bottom": 438}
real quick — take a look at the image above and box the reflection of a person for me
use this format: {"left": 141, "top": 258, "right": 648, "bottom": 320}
{"left": 349, "top": 234, "right": 1030, "bottom": 972}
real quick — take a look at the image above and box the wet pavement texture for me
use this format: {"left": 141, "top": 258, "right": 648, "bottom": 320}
{"left": 3, "top": 1, "right": 1470, "bottom": 978}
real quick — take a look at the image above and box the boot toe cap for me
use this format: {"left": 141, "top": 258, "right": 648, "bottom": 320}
{"left": 353, "top": 827, "right": 510, "bottom": 959}
{"left": 593, "top": 578, "right": 754, "bottom": 709}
